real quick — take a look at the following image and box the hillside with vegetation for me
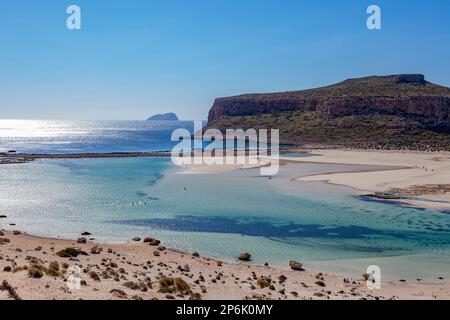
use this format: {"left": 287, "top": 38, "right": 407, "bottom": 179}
{"left": 206, "top": 74, "right": 450, "bottom": 150}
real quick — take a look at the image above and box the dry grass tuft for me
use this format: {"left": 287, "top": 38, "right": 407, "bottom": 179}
{"left": 0, "top": 280, "right": 21, "bottom": 300}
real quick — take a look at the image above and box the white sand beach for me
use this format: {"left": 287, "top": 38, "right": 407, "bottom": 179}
{"left": 282, "top": 149, "right": 450, "bottom": 210}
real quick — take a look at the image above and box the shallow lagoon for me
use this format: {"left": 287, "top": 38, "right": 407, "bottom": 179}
{"left": 1, "top": 157, "right": 449, "bottom": 282}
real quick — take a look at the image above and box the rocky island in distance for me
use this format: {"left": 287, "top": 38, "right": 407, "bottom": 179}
{"left": 147, "top": 113, "right": 179, "bottom": 121}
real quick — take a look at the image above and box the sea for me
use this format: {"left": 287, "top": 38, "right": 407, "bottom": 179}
{"left": 1, "top": 119, "right": 450, "bottom": 282}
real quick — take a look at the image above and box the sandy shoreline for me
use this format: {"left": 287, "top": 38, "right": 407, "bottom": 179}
{"left": 279, "top": 149, "right": 450, "bottom": 210}
{"left": 1, "top": 231, "right": 449, "bottom": 300}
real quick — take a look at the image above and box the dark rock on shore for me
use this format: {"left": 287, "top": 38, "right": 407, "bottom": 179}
{"left": 0, "top": 238, "right": 10, "bottom": 244}
{"left": 238, "top": 253, "right": 252, "bottom": 261}
{"left": 289, "top": 261, "right": 304, "bottom": 271}
{"left": 144, "top": 237, "right": 161, "bottom": 246}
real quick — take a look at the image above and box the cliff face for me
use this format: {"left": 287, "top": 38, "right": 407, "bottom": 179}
{"left": 208, "top": 75, "right": 450, "bottom": 130}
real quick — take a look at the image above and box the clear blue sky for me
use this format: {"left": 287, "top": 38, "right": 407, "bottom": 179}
{"left": 0, "top": 0, "right": 449, "bottom": 120}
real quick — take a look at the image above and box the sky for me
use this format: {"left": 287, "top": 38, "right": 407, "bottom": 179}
{"left": 0, "top": 0, "right": 449, "bottom": 121}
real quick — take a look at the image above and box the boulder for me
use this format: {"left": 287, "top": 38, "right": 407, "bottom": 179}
{"left": 144, "top": 237, "right": 160, "bottom": 246}
{"left": 289, "top": 260, "right": 303, "bottom": 271}
{"left": 76, "top": 237, "right": 87, "bottom": 244}
{"left": 90, "top": 245, "right": 101, "bottom": 254}
{"left": 132, "top": 237, "right": 141, "bottom": 242}
{"left": 123, "top": 281, "right": 140, "bottom": 290}
{"left": 238, "top": 252, "right": 252, "bottom": 261}
{"left": 0, "top": 238, "right": 11, "bottom": 245}
{"left": 315, "top": 280, "right": 326, "bottom": 287}
{"left": 178, "top": 264, "right": 190, "bottom": 272}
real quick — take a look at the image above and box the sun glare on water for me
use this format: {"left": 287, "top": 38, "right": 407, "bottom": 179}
{"left": 0, "top": 119, "right": 73, "bottom": 138}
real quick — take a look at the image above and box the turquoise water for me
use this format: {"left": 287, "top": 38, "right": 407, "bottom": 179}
{"left": 1, "top": 157, "right": 450, "bottom": 282}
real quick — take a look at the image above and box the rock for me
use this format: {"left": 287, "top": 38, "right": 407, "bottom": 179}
{"left": 238, "top": 252, "right": 252, "bottom": 261}
{"left": 0, "top": 238, "right": 11, "bottom": 244}
{"left": 0, "top": 231, "right": 4, "bottom": 236}
{"left": 144, "top": 237, "right": 161, "bottom": 246}
{"left": 192, "top": 252, "right": 200, "bottom": 258}
{"left": 123, "top": 281, "right": 140, "bottom": 290}
{"left": 157, "top": 245, "right": 166, "bottom": 251}
{"left": 89, "top": 271, "right": 100, "bottom": 281}
{"left": 3, "top": 266, "right": 12, "bottom": 272}
{"left": 216, "top": 261, "right": 223, "bottom": 267}
{"left": 76, "top": 237, "right": 87, "bottom": 244}
{"left": 132, "top": 237, "right": 141, "bottom": 242}
{"left": 12, "top": 231, "right": 21, "bottom": 235}
{"left": 315, "top": 280, "right": 326, "bottom": 287}
{"left": 81, "top": 231, "right": 91, "bottom": 236}
{"left": 178, "top": 264, "right": 190, "bottom": 272}
{"left": 110, "top": 289, "right": 127, "bottom": 299}
{"left": 289, "top": 260, "right": 303, "bottom": 271}
{"left": 0, "top": 215, "right": 7, "bottom": 218}
{"left": 153, "top": 251, "right": 160, "bottom": 257}
{"left": 90, "top": 246, "right": 101, "bottom": 254}
{"left": 165, "top": 294, "right": 176, "bottom": 300}
{"left": 314, "top": 292, "right": 325, "bottom": 297}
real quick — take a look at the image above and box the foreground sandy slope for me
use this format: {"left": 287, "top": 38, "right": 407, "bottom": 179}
{"left": 0, "top": 231, "right": 449, "bottom": 300}
{"left": 285, "top": 149, "right": 450, "bottom": 209}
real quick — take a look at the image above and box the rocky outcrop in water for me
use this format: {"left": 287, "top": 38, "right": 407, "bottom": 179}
{"left": 147, "top": 113, "right": 179, "bottom": 121}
